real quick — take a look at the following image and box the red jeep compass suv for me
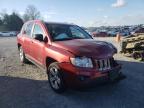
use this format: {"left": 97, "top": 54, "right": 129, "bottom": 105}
{"left": 17, "top": 20, "right": 123, "bottom": 93}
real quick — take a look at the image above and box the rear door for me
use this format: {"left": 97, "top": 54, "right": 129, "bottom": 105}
{"left": 22, "top": 22, "right": 34, "bottom": 57}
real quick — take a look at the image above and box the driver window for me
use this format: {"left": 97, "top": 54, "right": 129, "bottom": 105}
{"left": 32, "top": 24, "right": 44, "bottom": 38}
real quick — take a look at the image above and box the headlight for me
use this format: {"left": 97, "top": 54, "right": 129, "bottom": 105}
{"left": 70, "top": 57, "right": 93, "bottom": 68}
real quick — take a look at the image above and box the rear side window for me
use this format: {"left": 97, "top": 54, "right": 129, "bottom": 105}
{"left": 25, "top": 22, "right": 33, "bottom": 36}
{"left": 20, "top": 24, "right": 26, "bottom": 34}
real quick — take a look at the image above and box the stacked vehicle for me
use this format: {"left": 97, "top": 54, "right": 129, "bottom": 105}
{"left": 120, "top": 32, "right": 144, "bottom": 61}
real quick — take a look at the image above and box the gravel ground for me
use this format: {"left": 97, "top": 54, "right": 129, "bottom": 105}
{"left": 0, "top": 37, "right": 144, "bottom": 108}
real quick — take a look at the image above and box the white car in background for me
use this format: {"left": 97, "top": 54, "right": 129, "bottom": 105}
{"left": 0, "top": 31, "right": 17, "bottom": 37}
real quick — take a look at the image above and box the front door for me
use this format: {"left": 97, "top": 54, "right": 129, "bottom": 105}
{"left": 30, "top": 23, "right": 45, "bottom": 65}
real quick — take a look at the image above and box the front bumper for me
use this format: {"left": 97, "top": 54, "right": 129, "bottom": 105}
{"left": 59, "top": 62, "right": 122, "bottom": 88}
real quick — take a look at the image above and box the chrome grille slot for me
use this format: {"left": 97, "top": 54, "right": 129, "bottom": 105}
{"left": 96, "top": 58, "right": 111, "bottom": 71}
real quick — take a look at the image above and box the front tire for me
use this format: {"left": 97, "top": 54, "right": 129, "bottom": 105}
{"left": 48, "top": 62, "right": 66, "bottom": 93}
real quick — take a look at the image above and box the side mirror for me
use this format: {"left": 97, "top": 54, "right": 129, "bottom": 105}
{"left": 43, "top": 36, "right": 48, "bottom": 43}
{"left": 34, "top": 34, "right": 43, "bottom": 41}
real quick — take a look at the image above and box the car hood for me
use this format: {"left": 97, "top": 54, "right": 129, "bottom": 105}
{"left": 52, "top": 39, "right": 116, "bottom": 59}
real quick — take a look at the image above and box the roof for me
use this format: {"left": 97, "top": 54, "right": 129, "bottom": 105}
{"left": 25, "top": 20, "right": 75, "bottom": 26}
{"left": 44, "top": 21, "right": 75, "bottom": 26}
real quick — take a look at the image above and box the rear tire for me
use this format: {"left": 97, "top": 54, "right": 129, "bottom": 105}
{"left": 19, "top": 46, "right": 28, "bottom": 63}
{"left": 48, "top": 62, "right": 66, "bottom": 93}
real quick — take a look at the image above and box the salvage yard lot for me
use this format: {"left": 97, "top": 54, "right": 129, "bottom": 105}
{"left": 0, "top": 37, "right": 144, "bottom": 108}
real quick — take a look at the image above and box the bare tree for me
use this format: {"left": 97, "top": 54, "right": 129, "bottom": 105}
{"left": 23, "top": 5, "right": 41, "bottom": 22}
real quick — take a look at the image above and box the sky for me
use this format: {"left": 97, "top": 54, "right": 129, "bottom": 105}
{"left": 0, "top": 0, "right": 144, "bottom": 27}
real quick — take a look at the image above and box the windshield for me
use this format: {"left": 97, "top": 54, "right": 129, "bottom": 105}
{"left": 46, "top": 23, "right": 92, "bottom": 41}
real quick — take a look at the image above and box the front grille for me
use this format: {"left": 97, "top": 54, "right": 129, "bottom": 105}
{"left": 95, "top": 58, "right": 113, "bottom": 71}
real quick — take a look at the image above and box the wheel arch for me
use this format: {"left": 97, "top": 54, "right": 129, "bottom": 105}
{"left": 46, "top": 57, "right": 58, "bottom": 69}
{"left": 17, "top": 43, "right": 21, "bottom": 50}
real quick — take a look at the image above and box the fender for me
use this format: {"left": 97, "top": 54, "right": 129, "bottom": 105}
{"left": 43, "top": 45, "right": 74, "bottom": 66}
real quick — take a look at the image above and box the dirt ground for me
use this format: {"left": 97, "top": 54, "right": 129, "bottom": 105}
{"left": 0, "top": 37, "right": 144, "bottom": 108}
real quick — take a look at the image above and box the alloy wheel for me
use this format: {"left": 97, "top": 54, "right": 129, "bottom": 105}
{"left": 49, "top": 67, "right": 61, "bottom": 90}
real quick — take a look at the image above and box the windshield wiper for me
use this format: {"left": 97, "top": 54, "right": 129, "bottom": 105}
{"left": 54, "top": 37, "right": 87, "bottom": 41}
{"left": 54, "top": 38, "right": 74, "bottom": 41}
{"left": 72, "top": 37, "right": 85, "bottom": 39}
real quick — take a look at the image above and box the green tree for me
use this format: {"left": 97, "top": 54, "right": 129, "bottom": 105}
{"left": 2, "top": 13, "right": 10, "bottom": 25}
{"left": 8, "top": 12, "right": 24, "bottom": 31}
{"left": 1, "top": 12, "right": 23, "bottom": 31}
{"left": 0, "top": 17, "right": 3, "bottom": 25}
